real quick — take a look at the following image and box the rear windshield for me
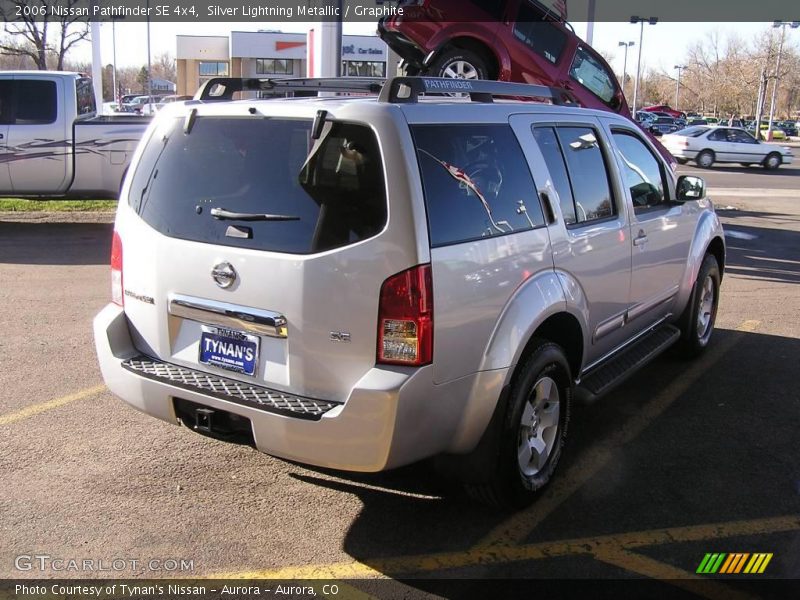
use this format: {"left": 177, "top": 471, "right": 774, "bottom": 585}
{"left": 128, "top": 116, "right": 386, "bottom": 254}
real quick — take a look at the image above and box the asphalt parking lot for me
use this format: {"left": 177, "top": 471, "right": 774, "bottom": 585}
{"left": 1, "top": 164, "right": 799, "bottom": 598}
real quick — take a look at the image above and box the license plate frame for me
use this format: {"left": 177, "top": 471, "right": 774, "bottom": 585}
{"left": 198, "top": 326, "right": 260, "bottom": 377}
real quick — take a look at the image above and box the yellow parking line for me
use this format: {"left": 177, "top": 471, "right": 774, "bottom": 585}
{"left": 593, "top": 548, "right": 752, "bottom": 600}
{"left": 736, "top": 320, "right": 760, "bottom": 333}
{"left": 0, "top": 384, "right": 106, "bottom": 426}
{"left": 475, "top": 319, "right": 760, "bottom": 549}
{"left": 208, "top": 513, "right": 799, "bottom": 580}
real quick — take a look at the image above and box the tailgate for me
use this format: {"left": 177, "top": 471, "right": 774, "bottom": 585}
{"left": 117, "top": 112, "right": 394, "bottom": 402}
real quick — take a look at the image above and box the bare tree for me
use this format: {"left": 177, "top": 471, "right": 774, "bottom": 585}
{"left": 0, "top": 0, "right": 89, "bottom": 70}
{"left": 150, "top": 52, "right": 176, "bottom": 83}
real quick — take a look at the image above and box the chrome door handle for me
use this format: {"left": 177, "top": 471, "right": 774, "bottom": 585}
{"left": 633, "top": 234, "right": 649, "bottom": 246}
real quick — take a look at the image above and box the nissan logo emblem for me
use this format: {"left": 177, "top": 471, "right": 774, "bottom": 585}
{"left": 211, "top": 262, "right": 237, "bottom": 289}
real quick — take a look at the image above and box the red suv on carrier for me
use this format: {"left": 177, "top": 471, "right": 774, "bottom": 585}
{"left": 379, "top": 0, "right": 630, "bottom": 117}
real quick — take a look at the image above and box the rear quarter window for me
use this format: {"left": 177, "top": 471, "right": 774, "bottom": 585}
{"left": 411, "top": 123, "right": 544, "bottom": 247}
{"left": 129, "top": 116, "right": 387, "bottom": 254}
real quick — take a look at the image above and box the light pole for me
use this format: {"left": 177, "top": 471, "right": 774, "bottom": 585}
{"left": 146, "top": 0, "right": 152, "bottom": 109}
{"left": 618, "top": 41, "right": 634, "bottom": 99}
{"left": 630, "top": 16, "right": 658, "bottom": 115}
{"left": 111, "top": 18, "right": 119, "bottom": 103}
{"left": 767, "top": 21, "right": 799, "bottom": 140}
{"left": 674, "top": 65, "right": 687, "bottom": 111}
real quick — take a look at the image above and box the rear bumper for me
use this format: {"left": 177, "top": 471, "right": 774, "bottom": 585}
{"left": 665, "top": 148, "right": 698, "bottom": 160}
{"left": 94, "top": 304, "right": 506, "bottom": 472}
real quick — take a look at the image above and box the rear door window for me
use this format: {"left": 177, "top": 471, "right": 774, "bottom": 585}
{"left": 129, "top": 117, "right": 386, "bottom": 254}
{"left": 412, "top": 124, "right": 544, "bottom": 247}
{"left": 0, "top": 80, "right": 13, "bottom": 124}
{"left": 3, "top": 80, "right": 58, "bottom": 124}
{"left": 532, "top": 126, "right": 576, "bottom": 224}
{"left": 533, "top": 125, "right": 616, "bottom": 225}
{"left": 708, "top": 128, "right": 728, "bottom": 142}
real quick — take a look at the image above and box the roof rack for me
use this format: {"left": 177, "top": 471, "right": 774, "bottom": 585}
{"left": 194, "top": 76, "right": 577, "bottom": 106}
{"left": 378, "top": 77, "right": 577, "bottom": 105}
{"left": 194, "top": 77, "right": 385, "bottom": 101}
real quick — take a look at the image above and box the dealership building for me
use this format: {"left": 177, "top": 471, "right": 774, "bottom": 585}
{"left": 176, "top": 31, "right": 391, "bottom": 96}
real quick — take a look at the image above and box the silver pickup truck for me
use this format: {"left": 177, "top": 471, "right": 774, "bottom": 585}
{"left": 0, "top": 71, "right": 148, "bottom": 198}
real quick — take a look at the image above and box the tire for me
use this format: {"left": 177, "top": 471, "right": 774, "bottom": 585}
{"left": 676, "top": 158, "right": 688, "bottom": 165}
{"left": 695, "top": 150, "right": 715, "bottom": 169}
{"left": 763, "top": 152, "right": 782, "bottom": 170}
{"left": 426, "top": 48, "right": 489, "bottom": 81}
{"left": 464, "top": 340, "right": 572, "bottom": 509}
{"left": 675, "top": 254, "right": 721, "bottom": 358}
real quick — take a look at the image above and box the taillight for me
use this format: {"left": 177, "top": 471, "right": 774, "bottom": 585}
{"left": 110, "top": 230, "right": 123, "bottom": 306}
{"left": 377, "top": 264, "right": 433, "bottom": 366}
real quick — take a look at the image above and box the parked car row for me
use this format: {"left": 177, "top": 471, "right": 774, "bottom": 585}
{"left": 117, "top": 94, "right": 192, "bottom": 115}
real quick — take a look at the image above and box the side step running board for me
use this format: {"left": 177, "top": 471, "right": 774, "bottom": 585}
{"left": 576, "top": 324, "right": 681, "bottom": 403}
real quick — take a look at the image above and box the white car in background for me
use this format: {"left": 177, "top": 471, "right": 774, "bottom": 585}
{"left": 662, "top": 126, "right": 793, "bottom": 170}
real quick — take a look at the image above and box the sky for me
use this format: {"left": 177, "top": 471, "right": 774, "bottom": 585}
{"left": 78, "top": 20, "right": 783, "bottom": 77}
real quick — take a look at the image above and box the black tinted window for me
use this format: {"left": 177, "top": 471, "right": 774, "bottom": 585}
{"left": 513, "top": 2, "right": 566, "bottom": 64}
{"left": 15, "top": 80, "right": 57, "bottom": 124}
{"left": 130, "top": 117, "right": 386, "bottom": 254}
{"left": 532, "top": 127, "right": 576, "bottom": 224}
{"left": 0, "top": 80, "right": 13, "bottom": 125}
{"left": 556, "top": 127, "right": 614, "bottom": 224}
{"left": 412, "top": 124, "right": 544, "bottom": 247}
{"left": 612, "top": 131, "right": 669, "bottom": 211}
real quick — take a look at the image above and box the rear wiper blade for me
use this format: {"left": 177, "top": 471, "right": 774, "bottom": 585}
{"left": 210, "top": 207, "right": 300, "bottom": 222}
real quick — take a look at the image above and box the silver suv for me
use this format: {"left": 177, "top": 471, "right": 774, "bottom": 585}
{"left": 94, "top": 77, "right": 724, "bottom": 507}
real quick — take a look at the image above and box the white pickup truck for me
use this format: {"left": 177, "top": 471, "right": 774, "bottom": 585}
{"left": 0, "top": 71, "right": 148, "bottom": 198}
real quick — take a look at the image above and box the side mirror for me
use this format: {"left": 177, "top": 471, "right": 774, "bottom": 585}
{"left": 676, "top": 175, "right": 706, "bottom": 202}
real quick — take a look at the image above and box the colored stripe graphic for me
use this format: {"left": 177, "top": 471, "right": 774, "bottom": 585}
{"left": 719, "top": 554, "right": 735, "bottom": 573}
{"left": 700, "top": 553, "right": 773, "bottom": 575}
{"left": 744, "top": 553, "right": 773, "bottom": 574}
{"left": 697, "top": 553, "right": 726, "bottom": 573}
{"left": 718, "top": 553, "right": 745, "bottom": 574}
